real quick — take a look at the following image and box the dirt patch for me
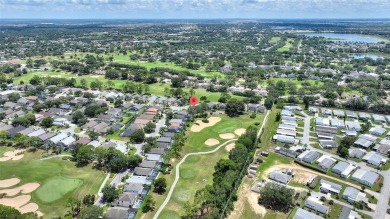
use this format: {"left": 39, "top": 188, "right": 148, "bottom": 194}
{"left": 225, "top": 143, "right": 235, "bottom": 152}
{"left": 234, "top": 128, "right": 246, "bottom": 136}
{"left": 0, "top": 183, "right": 40, "bottom": 196}
{"left": 219, "top": 133, "right": 235, "bottom": 139}
{"left": 228, "top": 180, "right": 266, "bottom": 219}
{"left": 0, "top": 178, "right": 20, "bottom": 188}
{"left": 19, "top": 203, "right": 39, "bottom": 214}
{"left": 190, "top": 117, "right": 222, "bottom": 132}
{"left": 0, "top": 195, "right": 31, "bottom": 208}
{"left": 0, "top": 149, "right": 25, "bottom": 162}
{"left": 205, "top": 138, "right": 220, "bottom": 146}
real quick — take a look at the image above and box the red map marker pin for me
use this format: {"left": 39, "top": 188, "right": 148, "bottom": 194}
{"left": 189, "top": 96, "right": 198, "bottom": 106}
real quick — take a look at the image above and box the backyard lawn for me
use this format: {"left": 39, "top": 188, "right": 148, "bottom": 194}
{"left": 0, "top": 150, "right": 106, "bottom": 218}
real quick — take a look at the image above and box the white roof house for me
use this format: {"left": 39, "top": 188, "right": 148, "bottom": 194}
{"left": 281, "top": 109, "right": 293, "bottom": 117}
{"left": 273, "top": 134, "right": 295, "bottom": 144}
{"left": 269, "top": 171, "right": 291, "bottom": 184}
{"left": 362, "top": 151, "right": 387, "bottom": 167}
{"left": 48, "top": 133, "right": 68, "bottom": 144}
{"left": 316, "top": 117, "right": 330, "bottom": 126}
{"left": 372, "top": 114, "right": 386, "bottom": 123}
{"left": 358, "top": 112, "right": 371, "bottom": 120}
{"left": 330, "top": 118, "right": 345, "bottom": 129}
{"left": 351, "top": 169, "right": 379, "bottom": 187}
{"left": 276, "top": 128, "right": 296, "bottom": 137}
{"left": 345, "top": 121, "right": 361, "bottom": 132}
{"left": 293, "top": 208, "right": 324, "bottom": 219}
{"left": 27, "top": 128, "right": 46, "bottom": 137}
{"left": 320, "top": 179, "right": 342, "bottom": 195}
{"left": 304, "top": 196, "right": 329, "bottom": 214}
{"left": 346, "top": 111, "right": 358, "bottom": 119}
{"left": 59, "top": 136, "right": 76, "bottom": 147}
{"left": 348, "top": 148, "right": 365, "bottom": 158}
{"left": 332, "top": 161, "right": 355, "bottom": 178}
{"left": 369, "top": 127, "right": 386, "bottom": 136}
{"left": 333, "top": 110, "right": 345, "bottom": 118}
{"left": 342, "top": 187, "right": 368, "bottom": 204}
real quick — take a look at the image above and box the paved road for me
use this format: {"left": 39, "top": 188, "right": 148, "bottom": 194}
{"left": 152, "top": 139, "right": 238, "bottom": 219}
{"left": 301, "top": 112, "right": 390, "bottom": 218}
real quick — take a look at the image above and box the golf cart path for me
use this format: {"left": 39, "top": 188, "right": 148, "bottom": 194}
{"left": 152, "top": 139, "right": 238, "bottom": 219}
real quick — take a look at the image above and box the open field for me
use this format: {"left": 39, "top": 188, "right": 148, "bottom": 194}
{"left": 262, "top": 78, "right": 324, "bottom": 89}
{"left": 185, "top": 113, "right": 264, "bottom": 153}
{"left": 142, "top": 114, "right": 264, "bottom": 219}
{"left": 0, "top": 150, "right": 105, "bottom": 218}
{"left": 277, "top": 38, "right": 295, "bottom": 52}
{"left": 258, "top": 108, "right": 281, "bottom": 150}
{"left": 269, "top": 37, "right": 281, "bottom": 43}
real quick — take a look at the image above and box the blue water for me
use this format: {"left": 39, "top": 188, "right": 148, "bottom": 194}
{"left": 300, "top": 33, "right": 384, "bottom": 43}
{"left": 351, "top": 54, "right": 384, "bottom": 60}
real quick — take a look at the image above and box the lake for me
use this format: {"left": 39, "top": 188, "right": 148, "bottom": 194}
{"left": 351, "top": 54, "right": 384, "bottom": 60}
{"left": 300, "top": 33, "right": 384, "bottom": 43}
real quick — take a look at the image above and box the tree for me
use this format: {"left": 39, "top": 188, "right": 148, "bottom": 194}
{"left": 264, "top": 98, "right": 274, "bottom": 110}
{"left": 82, "top": 194, "right": 95, "bottom": 206}
{"left": 114, "top": 99, "right": 123, "bottom": 108}
{"left": 76, "top": 145, "right": 94, "bottom": 166}
{"left": 78, "top": 205, "right": 103, "bottom": 219}
{"left": 141, "top": 195, "right": 155, "bottom": 213}
{"left": 72, "top": 111, "right": 87, "bottom": 126}
{"left": 102, "top": 185, "right": 118, "bottom": 203}
{"left": 29, "top": 75, "right": 41, "bottom": 85}
{"left": 87, "top": 131, "right": 99, "bottom": 141}
{"left": 338, "top": 147, "right": 349, "bottom": 158}
{"left": 258, "top": 182, "right": 294, "bottom": 212}
{"left": 225, "top": 98, "right": 245, "bottom": 117}
{"left": 153, "top": 177, "right": 167, "bottom": 194}
{"left": 0, "top": 204, "right": 38, "bottom": 218}
{"left": 66, "top": 197, "right": 81, "bottom": 218}
{"left": 144, "top": 121, "right": 156, "bottom": 134}
{"left": 41, "top": 117, "right": 54, "bottom": 128}
{"left": 130, "top": 129, "right": 145, "bottom": 143}
{"left": 12, "top": 117, "right": 31, "bottom": 127}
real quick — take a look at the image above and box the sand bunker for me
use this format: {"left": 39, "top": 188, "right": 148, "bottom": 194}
{"left": 234, "top": 128, "right": 246, "bottom": 136}
{"left": 0, "top": 178, "right": 20, "bottom": 188}
{"left": 0, "top": 195, "right": 31, "bottom": 208}
{"left": 190, "top": 117, "right": 222, "bottom": 132}
{"left": 0, "top": 149, "right": 25, "bottom": 162}
{"left": 18, "top": 203, "right": 39, "bottom": 214}
{"left": 205, "top": 138, "right": 220, "bottom": 146}
{"left": 219, "top": 133, "right": 235, "bottom": 139}
{"left": 36, "top": 211, "right": 44, "bottom": 217}
{"left": 0, "top": 183, "right": 40, "bottom": 196}
{"left": 225, "top": 143, "right": 235, "bottom": 152}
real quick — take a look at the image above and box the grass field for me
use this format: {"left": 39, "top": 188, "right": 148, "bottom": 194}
{"left": 269, "top": 37, "right": 281, "bottom": 43}
{"left": 277, "top": 38, "right": 295, "bottom": 52}
{"left": 258, "top": 108, "right": 281, "bottom": 150}
{"left": 262, "top": 78, "right": 323, "bottom": 89}
{"left": 184, "top": 113, "right": 264, "bottom": 153}
{"left": 142, "top": 113, "right": 264, "bottom": 219}
{"left": 35, "top": 176, "right": 83, "bottom": 203}
{"left": 0, "top": 150, "right": 106, "bottom": 218}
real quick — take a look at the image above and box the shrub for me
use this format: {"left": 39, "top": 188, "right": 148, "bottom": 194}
{"left": 202, "top": 119, "right": 209, "bottom": 123}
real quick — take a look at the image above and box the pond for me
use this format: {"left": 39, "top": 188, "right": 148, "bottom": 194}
{"left": 351, "top": 54, "right": 384, "bottom": 60}
{"left": 300, "top": 33, "right": 384, "bottom": 43}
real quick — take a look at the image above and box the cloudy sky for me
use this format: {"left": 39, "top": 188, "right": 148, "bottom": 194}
{"left": 1, "top": 0, "right": 389, "bottom": 19}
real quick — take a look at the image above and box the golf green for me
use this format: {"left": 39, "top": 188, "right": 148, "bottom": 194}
{"left": 35, "top": 176, "right": 83, "bottom": 203}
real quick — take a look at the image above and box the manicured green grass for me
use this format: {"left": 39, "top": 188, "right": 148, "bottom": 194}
{"left": 269, "top": 37, "right": 281, "bottom": 43}
{"left": 258, "top": 108, "right": 281, "bottom": 150}
{"left": 161, "top": 148, "right": 229, "bottom": 216}
{"left": 35, "top": 176, "right": 83, "bottom": 203}
{"left": 277, "top": 38, "right": 294, "bottom": 52}
{"left": 0, "top": 150, "right": 106, "bottom": 218}
{"left": 0, "top": 146, "right": 14, "bottom": 155}
{"left": 184, "top": 114, "right": 263, "bottom": 153}
{"left": 262, "top": 78, "right": 323, "bottom": 89}
{"left": 74, "top": 127, "right": 81, "bottom": 133}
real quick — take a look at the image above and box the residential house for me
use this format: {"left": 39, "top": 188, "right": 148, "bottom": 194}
{"left": 53, "top": 118, "right": 70, "bottom": 127}
{"left": 104, "top": 207, "right": 130, "bottom": 219}
{"left": 304, "top": 196, "right": 329, "bottom": 214}
{"left": 18, "top": 127, "right": 35, "bottom": 136}
{"left": 58, "top": 136, "right": 76, "bottom": 149}
{"left": 134, "top": 167, "right": 153, "bottom": 178}
{"left": 351, "top": 169, "right": 379, "bottom": 187}
{"left": 362, "top": 151, "right": 387, "bottom": 167}
{"left": 38, "top": 132, "right": 56, "bottom": 143}
{"left": 354, "top": 134, "right": 377, "bottom": 149}
{"left": 348, "top": 148, "right": 365, "bottom": 159}
{"left": 342, "top": 187, "right": 368, "bottom": 204}
{"left": 149, "top": 148, "right": 165, "bottom": 155}
{"left": 269, "top": 171, "right": 291, "bottom": 184}
{"left": 369, "top": 127, "right": 386, "bottom": 136}
{"left": 90, "top": 122, "right": 109, "bottom": 134}
{"left": 293, "top": 208, "right": 324, "bottom": 219}
{"left": 332, "top": 161, "right": 355, "bottom": 178}
{"left": 330, "top": 118, "right": 345, "bottom": 129}
{"left": 320, "top": 179, "right": 342, "bottom": 195}
{"left": 273, "top": 134, "right": 295, "bottom": 144}
{"left": 0, "top": 123, "right": 13, "bottom": 131}
{"left": 345, "top": 121, "right": 361, "bottom": 132}
{"left": 75, "top": 137, "right": 91, "bottom": 145}
{"left": 373, "top": 144, "right": 390, "bottom": 155}
{"left": 372, "top": 115, "right": 386, "bottom": 123}
{"left": 124, "top": 182, "right": 145, "bottom": 197}
{"left": 27, "top": 128, "right": 46, "bottom": 137}
{"left": 302, "top": 151, "right": 320, "bottom": 164}
{"left": 319, "top": 140, "right": 338, "bottom": 149}
{"left": 346, "top": 111, "right": 358, "bottom": 119}
{"left": 315, "top": 125, "right": 337, "bottom": 134}
{"left": 112, "top": 193, "right": 137, "bottom": 208}
{"left": 358, "top": 112, "right": 371, "bottom": 120}
{"left": 318, "top": 158, "right": 336, "bottom": 171}
{"left": 82, "top": 120, "right": 99, "bottom": 130}
{"left": 309, "top": 107, "right": 318, "bottom": 114}
{"left": 121, "top": 124, "right": 143, "bottom": 137}
{"left": 7, "top": 125, "right": 26, "bottom": 138}
{"left": 338, "top": 207, "right": 361, "bottom": 219}
{"left": 276, "top": 128, "right": 296, "bottom": 137}
{"left": 321, "top": 108, "right": 332, "bottom": 116}
{"left": 46, "top": 133, "right": 68, "bottom": 146}
{"left": 275, "top": 146, "right": 298, "bottom": 158}
{"left": 333, "top": 110, "right": 345, "bottom": 118}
